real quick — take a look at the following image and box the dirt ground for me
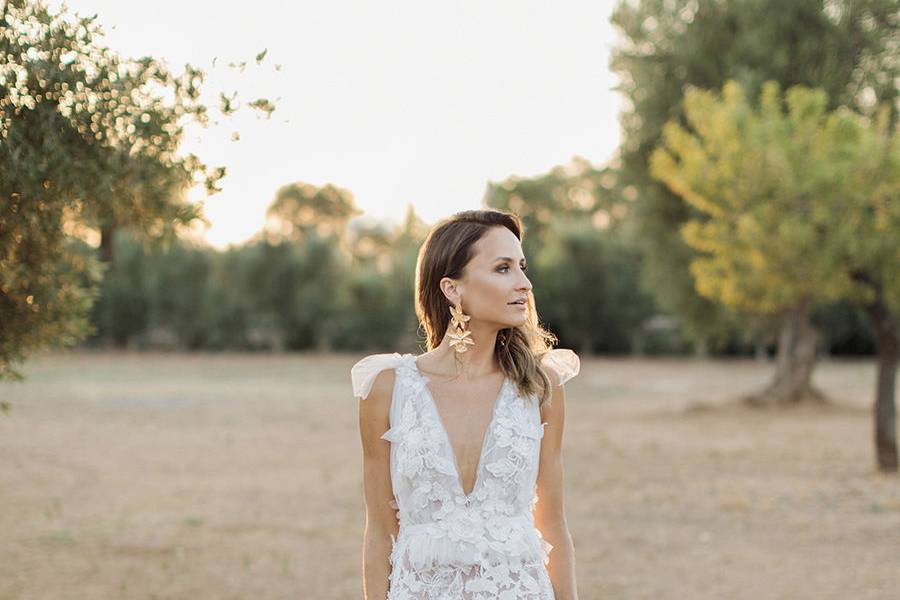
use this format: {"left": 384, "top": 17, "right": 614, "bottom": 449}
{"left": 0, "top": 350, "right": 897, "bottom": 600}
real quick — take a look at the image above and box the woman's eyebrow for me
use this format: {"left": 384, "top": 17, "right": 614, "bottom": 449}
{"left": 495, "top": 256, "right": 526, "bottom": 263}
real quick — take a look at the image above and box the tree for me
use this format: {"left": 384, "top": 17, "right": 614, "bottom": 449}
{"left": 0, "top": 0, "right": 275, "bottom": 385}
{"left": 262, "top": 181, "right": 361, "bottom": 245}
{"left": 609, "top": 0, "right": 900, "bottom": 355}
{"left": 483, "top": 156, "right": 630, "bottom": 252}
{"left": 484, "top": 157, "right": 659, "bottom": 354}
{"left": 532, "top": 216, "right": 654, "bottom": 355}
{"left": 650, "top": 80, "right": 900, "bottom": 470}
{"left": 251, "top": 181, "right": 364, "bottom": 351}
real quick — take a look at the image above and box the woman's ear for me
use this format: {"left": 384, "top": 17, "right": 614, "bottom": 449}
{"left": 440, "top": 277, "right": 461, "bottom": 305}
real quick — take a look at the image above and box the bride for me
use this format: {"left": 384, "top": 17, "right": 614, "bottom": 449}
{"left": 352, "top": 208, "right": 580, "bottom": 599}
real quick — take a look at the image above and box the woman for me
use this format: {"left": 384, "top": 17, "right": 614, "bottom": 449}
{"left": 351, "top": 209, "right": 580, "bottom": 599}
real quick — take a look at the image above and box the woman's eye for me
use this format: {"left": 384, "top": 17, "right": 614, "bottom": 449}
{"left": 497, "top": 265, "right": 527, "bottom": 272}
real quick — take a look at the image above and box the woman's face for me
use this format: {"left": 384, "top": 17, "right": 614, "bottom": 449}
{"left": 444, "top": 226, "right": 533, "bottom": 328}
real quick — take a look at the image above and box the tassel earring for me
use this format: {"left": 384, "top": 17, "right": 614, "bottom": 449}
{"left": 448, "top": 302, "right": 475, "bottom": 354}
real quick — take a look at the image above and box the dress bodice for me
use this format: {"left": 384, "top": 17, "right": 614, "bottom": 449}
{"left": 351, "top": 349, "right": 580, "bottom": 599}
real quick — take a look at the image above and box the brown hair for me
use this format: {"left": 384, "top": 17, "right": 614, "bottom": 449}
{"left": 414, "top": 209, "right": 560, "bottom": 407}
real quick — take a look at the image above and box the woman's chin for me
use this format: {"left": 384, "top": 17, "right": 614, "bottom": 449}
{"left": 501, "top": 312, "right": 528, "bottom": 326}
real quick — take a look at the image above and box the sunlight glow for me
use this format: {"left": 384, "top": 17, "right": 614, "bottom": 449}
{"left": 47, "top": 0, "right": 623, "bottom": 249}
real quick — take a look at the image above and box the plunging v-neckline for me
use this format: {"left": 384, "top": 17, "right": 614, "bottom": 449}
{"left": 409, "top": 354, "right": 507, "bottom": 500}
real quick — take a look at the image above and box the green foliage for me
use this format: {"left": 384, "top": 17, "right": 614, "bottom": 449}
{"left": 76, "top": 223, "right": 409, "bottom": 353}
{"left": 90, "top": 231, "right": 150, "bottom": 346}
{"left": 264, "top": 181, "right": 361, "bottom": 244}
{"left": 609, "top": 0, "right": 900, "bottom": 346}
{"left": 61, "top": 176, "right": 878, "bottom": 362}
{"left": 145, "top": 237, "right": 213, "bottom": 349}
{"left": 0, "top": 0, "right": 276, "bottom": 381}
{"left": 0, "top": 233, "right": 102, "bottom": 393}
{"left": 533, "top": 217, "right": 657, "bottom": 354}
{"left": 484, "top": 156, "right": 630, "bottom": 250}
{"left": 650, "top": 80, "right": 900, "bottom": 316}
{"left": 485, "top": 157, "right": 664, "bottom": 353}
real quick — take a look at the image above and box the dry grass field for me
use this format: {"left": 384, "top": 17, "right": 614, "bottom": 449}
{"left": 1, "top": 350, "right": 898, "bottom": 600}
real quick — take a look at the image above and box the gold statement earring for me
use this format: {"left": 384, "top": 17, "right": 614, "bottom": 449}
{"left": 448, "top": 302, "right": 475, "bottom": 354}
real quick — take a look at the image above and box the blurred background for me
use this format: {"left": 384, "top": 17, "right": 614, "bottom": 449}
{"left": 1, "top": 0, "right": 898, "bottom": 598}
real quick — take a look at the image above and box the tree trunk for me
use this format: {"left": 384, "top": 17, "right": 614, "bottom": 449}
{"left": 863, "top": 287, "right": 899, "bottom": 473}
{"left": 694, "top": 337, "right": 710, "bottom": 359}
{"left": 753, "top": 337, "right": 768, "bottom": 362}
{"left": 99, "top": 223, "right": 115, "bottom": 264}
{"left": 579, "top": 336, "right": 591, "bottom": 358}
{"left": 96, "top": 223, "right": 118, "bottom": 348}
{"left": 744, "top": 298, "right": 827, "bottom": 406}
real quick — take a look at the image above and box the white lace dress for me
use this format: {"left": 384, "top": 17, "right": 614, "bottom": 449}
{"left": 351, "top": 349, "right": 580, "bottom": 600}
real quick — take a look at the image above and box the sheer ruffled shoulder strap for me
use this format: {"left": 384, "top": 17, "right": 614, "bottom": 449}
{"left": 540, "top": 348, "right": 580, "bottom": 386}
{"left": 350, "top": 352, "right": 405, "bottom": 400}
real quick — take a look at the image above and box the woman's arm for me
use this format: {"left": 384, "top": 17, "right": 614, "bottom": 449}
{"left": 358, "top": 369, "right": 400, "bottom": 600}
{"left": 535, "top": 376, "right": 579, "bottom": 600}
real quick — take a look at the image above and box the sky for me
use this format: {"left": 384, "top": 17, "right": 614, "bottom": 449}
{"left": 49, "top": 0, "right": 625, "bottom": 249}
